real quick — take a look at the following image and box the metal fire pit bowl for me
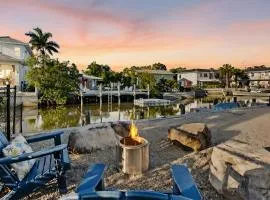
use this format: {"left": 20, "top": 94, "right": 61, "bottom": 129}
{"left": 118, "top": 136, "right": 149, "bottom": 175}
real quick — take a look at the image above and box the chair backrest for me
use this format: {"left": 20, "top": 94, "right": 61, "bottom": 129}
{"left": 0, "top": 132, "right": 19, "bottom": 188}
{"left": 0, "top": 131, "right": 9, "bottom": 156}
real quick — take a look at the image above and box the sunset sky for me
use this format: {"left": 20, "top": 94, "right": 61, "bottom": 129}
{"left": 1, "top": 0, "right": 270, "bottom": 71}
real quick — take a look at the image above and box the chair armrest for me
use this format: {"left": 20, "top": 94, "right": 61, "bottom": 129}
{"left": 0, "top": 144, "right": 67, "bottom": 165}
{"left": 171, "top": 165, "right": 202, "bottom": 200}
{"left": 76, "top": 163, "right": 107, "bottom": 194}
{"left": 26, "top": 131, "right": 64, "bottom": 145}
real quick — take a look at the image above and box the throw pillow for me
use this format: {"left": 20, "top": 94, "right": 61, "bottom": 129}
{"left": 2, "top": 134, "right": 36, "bottom": 180}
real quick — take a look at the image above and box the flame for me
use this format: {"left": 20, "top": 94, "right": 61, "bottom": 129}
{"left": 129, "top": 121, "right": 139, "bottom": 139}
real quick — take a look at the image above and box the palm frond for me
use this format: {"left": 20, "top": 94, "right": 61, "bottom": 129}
{"left": 43, "top": 32, "right": 53, "bottom": 42}
{"left": 46, "top": 41, "right": 60, "bottom": 48}
{"left": 33, "top": 27, "right": 43, "bottom": 37}
{"left": 47, "top": 49, "right": 53, "bottom": 56}
{"left": 46, "top": 46, "right": 59, "bottom": 53}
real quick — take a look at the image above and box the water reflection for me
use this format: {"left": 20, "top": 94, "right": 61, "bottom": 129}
{"left": 22, "top": 96, "right": 269, "bottom": 134}
{"left": 22, "top": 102, "right": 181, "bottom": 133}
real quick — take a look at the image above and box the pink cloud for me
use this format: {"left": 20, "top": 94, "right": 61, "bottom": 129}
{"left": 2, "top": 0, "right": 270, "bottom": 70}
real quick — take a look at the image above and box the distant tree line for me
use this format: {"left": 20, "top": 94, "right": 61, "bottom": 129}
{"left": 24, "top": 27, "right": 265, "bottom": 105}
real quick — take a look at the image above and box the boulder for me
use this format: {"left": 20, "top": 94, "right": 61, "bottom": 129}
{"left": 111, "top": 121, "right": 130, "bottom": 137}
{"left": 209, "top": 139, "right": 270, "bottom": 200}
{"left": 168, "top": 123, "right": 211, "bottom": 151}
{"left": 68, "top": 123, "right": 120, "bottom": 153}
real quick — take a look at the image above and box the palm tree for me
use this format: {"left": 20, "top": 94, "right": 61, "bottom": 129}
{"left": 219, "top": 64, "right": 234, "bottom": 89}
{"left": 232, "top": 68, "right": 244, "bottom": 88}
{"left": 25, "top": 27, "right": 60, "bottom": 56}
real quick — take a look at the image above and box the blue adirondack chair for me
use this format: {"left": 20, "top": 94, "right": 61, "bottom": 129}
{"left": 0, "top": 131, "right": 70, "bottom": 200}
{"left": 69, "top": 163, "right": 202, "bottom": 200}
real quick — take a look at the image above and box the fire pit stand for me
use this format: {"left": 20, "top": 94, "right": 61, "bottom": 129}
{"left": 118, "top": 136, "right": 149, "bottom": 175}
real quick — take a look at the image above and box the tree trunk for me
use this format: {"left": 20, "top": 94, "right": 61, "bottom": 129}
{"left": 225, "top": 74, "right": 229, "bottom": 89}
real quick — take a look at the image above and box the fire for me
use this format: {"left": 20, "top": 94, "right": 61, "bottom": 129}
{"left": 129, "top": 121, "right": 139, "bottom": 139}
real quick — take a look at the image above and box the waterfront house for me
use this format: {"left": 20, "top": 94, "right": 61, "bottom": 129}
{"left": 135, "top": 69, "right": 175, "bottom": 83}
{"left": 176, "top": 69, "right": 219, "bottom": 87}
{"left": 246, "top": 68, "right": 270, "bottom": 88}
{"left": 178, "top": 78, "right": 192, "bottom": 89}
{"left": 0, "top": 36, "right": 32, "bottom": 91}
{"left": 79, "top": 73, "right": 103, "bottom": 92}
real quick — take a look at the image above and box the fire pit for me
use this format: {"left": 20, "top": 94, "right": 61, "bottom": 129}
{"left": 118, "top": 122, "right": 149, "bottom": 175}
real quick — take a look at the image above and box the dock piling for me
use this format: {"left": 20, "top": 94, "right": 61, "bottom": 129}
{"left": 179, "top": 104, "right": 185, "bottom": 115}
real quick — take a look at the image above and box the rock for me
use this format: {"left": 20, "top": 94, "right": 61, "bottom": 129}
{"left": 111, "top": 121, "right": 130, "bottom": 137}
{"left": 68, "top": 123, "right": 120, "bottom": 153}
{"left": 168, "top": 123, "right": 211, "bottom": 151}
{"left": 209, "top": 139, "right": 270, "bottom": 200}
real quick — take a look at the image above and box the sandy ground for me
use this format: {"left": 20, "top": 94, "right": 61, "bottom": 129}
{"left": 23, "top": 106, "right": 270, "bottom": 199}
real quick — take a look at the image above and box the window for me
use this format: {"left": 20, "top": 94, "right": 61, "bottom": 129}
{"left": 209, "top": 73, "right": 213, "bottom": 79}
{"left": 200, "top": 73, "right": 203, "bottom": 77}
{"left": 251, "top": 73, "right": 254, "bottom": 77}
{"left": 14, "top": 47, "right": 20, "bottom": 58}
{"left": 204, "top": 73, "right": 208, "bottom": 77}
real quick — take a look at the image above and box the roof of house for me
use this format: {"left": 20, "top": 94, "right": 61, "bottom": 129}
{"left": 179, "top": 78, "right": 192, "bottom": 82}
{"left": 246, "top": 69, "right": 270, "bottom": 73}
{"left": 135, "top": 70, "right": 174, "bottom": 75}
{"left": 178, "top": 69, "right": 218, "bottom": 73}
{"left": 80, "top": 73, "right": 103, "bottom": 80}
{"left": 0, "top": 36, "right": 27, "bottom": 45}
{"left": 0, "top": 36, "right": 32, "bottom": 55}
{"left": 0, "top": 53, "right": 21, "bottom": 62}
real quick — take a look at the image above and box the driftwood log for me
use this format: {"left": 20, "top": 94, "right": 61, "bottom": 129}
{"left": 168, "top": 123, "right": 211, "bottom": 151}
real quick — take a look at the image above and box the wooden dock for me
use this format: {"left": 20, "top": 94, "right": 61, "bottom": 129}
{"left": 82, "top": 90, "right": 148, "bottom": 97}
{"left": 233, "top": 91, "right": 270, "bottom": 97}
{"left": 134, "top": 98, "right": 172, "bottom": 107}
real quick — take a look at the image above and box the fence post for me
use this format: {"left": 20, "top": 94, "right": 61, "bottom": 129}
{"left": 6, "top": 84, "right": 11, "bottom": 141}
{"left": 147, "top": 84, "right": 150, "bottom": 99}
{"left": 20, "top": 103, "right": 23, "bottom": 133}
{"left": 13, "top": 86, "right": 16, "bottom": 135}
{"left": 133, "top": 84, "right": 136, "bottom": 102}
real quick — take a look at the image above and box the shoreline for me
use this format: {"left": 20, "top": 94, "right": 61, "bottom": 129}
{"left": 26, "top": 106, "right": 270, "bottom": 199}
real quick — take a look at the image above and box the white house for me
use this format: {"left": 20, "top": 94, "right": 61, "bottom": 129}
{"left": 79, "top": 73, "right": 103, "bottom": 92}
{"left": 0, "top": 36, "right": 32, "bottom": 91}
{"left": 176, "top": 69, "right": 219, "bottom": 87}
{"left": 246, "top": 69, "right": 270, "bottom": 88}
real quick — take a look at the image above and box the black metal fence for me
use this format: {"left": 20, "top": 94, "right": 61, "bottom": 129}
{"left": 0, "top": 85, "right": 23, "bottom": 141}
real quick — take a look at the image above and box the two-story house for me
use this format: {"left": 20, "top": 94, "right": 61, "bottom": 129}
{"left": 246, "top": 69, "right": 270, "bottom": 88}
{"left": 0, "top": 36, "right": 32, "bottom": 91}
{"left": 176, "top": 69, "right": 219, "bottom": 87}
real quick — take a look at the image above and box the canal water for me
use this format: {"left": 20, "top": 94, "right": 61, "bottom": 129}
{"left": 21, "top": 96, "right": 269, "bottom": 134}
